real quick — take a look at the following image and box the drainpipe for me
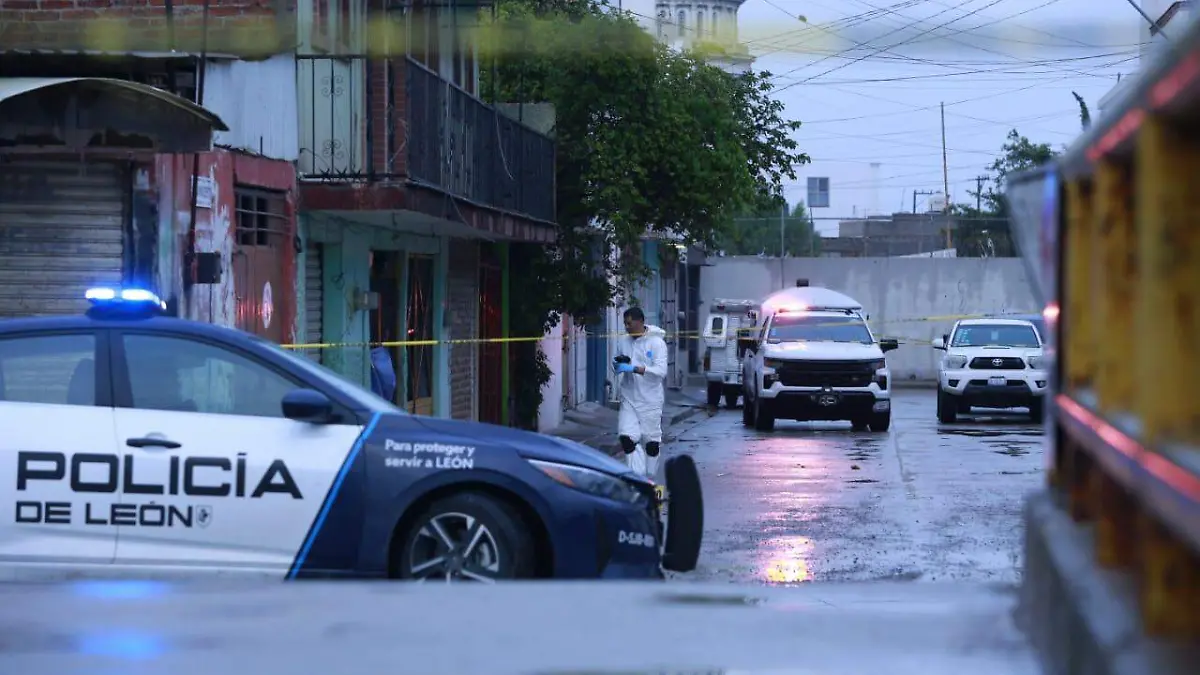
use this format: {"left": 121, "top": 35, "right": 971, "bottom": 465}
{"left": 183, "top": 0, "right": 210, "bottom": 320}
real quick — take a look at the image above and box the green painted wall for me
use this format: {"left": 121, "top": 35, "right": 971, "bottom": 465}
{"left": 297, "top": 214, "right": 452, "bottom": 416}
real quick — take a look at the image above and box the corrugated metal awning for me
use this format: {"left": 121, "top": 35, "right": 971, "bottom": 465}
{"left": 0, "top": 76, "right": 229, "bottom": 132}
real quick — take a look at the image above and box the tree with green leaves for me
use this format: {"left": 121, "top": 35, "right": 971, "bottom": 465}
{"left": 486, "top": 0, "right": 808, "bottom": 304}
{"left": 1072, "top": 91, "right": 1091, "bottom": 130}
{"left": 484, "top": 0, "right": 809, "bottom": 424}
{"left": 719, "top": 200, "right": 819, "bottom": 256}
{"left": 953, "top": 129, "right": 1057, "bottom": 257}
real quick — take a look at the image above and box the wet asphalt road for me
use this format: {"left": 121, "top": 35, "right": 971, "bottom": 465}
{"left": 666, "top": 388, "right": 1046, "bottom": 585}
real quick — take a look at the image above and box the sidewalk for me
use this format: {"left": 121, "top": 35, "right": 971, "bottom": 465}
{"left": 547, "top": 387, "right": 710, "bottom": 458}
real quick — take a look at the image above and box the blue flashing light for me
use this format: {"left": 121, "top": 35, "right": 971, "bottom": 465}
{"left": 85, "top": 287, "right": 167, "bottom": 313}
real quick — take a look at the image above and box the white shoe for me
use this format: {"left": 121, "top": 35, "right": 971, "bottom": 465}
{"left": 627, "top": 447, "right": 647, "bottom": 475}
{"left": 644, "top": 454, "right": 659, "bottom": 480}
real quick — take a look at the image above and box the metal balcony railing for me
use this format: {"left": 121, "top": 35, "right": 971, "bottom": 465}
{"left": 297, "top": 55, "right": 555, "bottom": 224}
{"left": 405, "top": 58, "right": 555, "bottom": 223}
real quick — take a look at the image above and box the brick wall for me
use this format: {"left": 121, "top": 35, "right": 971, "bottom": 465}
{"left": 365, "top": 57, "right": 409, "bottom": 177}
{"left": 0, "top": 0, "right": 293, "bottom": 54}
{"left": 447, "top": 238, "right": 479, "bottom": 421}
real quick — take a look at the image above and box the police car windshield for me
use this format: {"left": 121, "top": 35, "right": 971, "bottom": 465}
{"left": 252, "top": 337, "right": 403, "bottom": 414}
{"left": 768, "top": 314, "right": 872, "bottom": 344}
{"left": 951, "top": 323, "right": 1040, "bottom": 348}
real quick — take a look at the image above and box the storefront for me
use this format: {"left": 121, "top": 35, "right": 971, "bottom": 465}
{"left": 0, "top": 77, "right": 227, "bottom": 318}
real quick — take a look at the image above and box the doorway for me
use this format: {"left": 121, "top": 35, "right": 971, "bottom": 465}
{"left": 406, "top": 254, "right": 435, "bottom": 415}
{"left": 478, "top": 244, "right": 503, "bottom": 424}
{"left": 369, "top": 250, "right": 403, "bottom": 403}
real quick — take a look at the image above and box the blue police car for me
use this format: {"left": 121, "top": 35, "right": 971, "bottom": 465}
{"left": 0, "top": 289, "right": 703, "bottom": 581}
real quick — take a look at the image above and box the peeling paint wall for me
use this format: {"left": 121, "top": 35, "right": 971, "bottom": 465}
{"left": 154, "top": 150, "right": 297, "bottom": 339}
{"left": 155, "top": 152, "right": 235, "bottom": 327}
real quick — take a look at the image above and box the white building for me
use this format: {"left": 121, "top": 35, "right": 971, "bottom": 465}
{"left": 1098, "top": 1, "right": 1193, "bottom": 115}
{"left": 625, "top": 0, "right": 754, "bottom": 73}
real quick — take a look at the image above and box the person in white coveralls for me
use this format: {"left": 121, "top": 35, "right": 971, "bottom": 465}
{"left": 612, "top": 306, "right": 669, "bottom": 479}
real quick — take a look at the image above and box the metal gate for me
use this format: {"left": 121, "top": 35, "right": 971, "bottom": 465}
{"left": 232, "top": 187, "right": 290, "bottom": 343}
{"left": 659, "top": 252, "right": 679, "bottom": 389}
{"left": 304, "top": 243, "right": 324, "bottom": 363}
{"left": 0, "top": 160, "right": 125, "bottom": 318}
{"left": 478, "top": 250, "right": 503, "bottom": 424}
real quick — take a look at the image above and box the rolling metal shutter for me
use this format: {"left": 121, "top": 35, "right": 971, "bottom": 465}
{"left": 305, "top": 243, "right": 323, "bottom": 363}
{"left": 0, "top": 161, "right": 125, "bottom": 318}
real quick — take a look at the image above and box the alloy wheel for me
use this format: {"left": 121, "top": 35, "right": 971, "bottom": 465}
{"left": 407, "top": 512, "right": 502, "bottom": 583}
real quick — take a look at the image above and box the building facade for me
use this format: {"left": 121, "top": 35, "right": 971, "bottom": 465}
{"left": 0, "top": 6, "right": 298, "bottom": 342}
{"left": 1098, "top": 1, "right": 1193, "bottom": 115}
{"left": 0, "top": 0, "right": 561, "bottom": 429}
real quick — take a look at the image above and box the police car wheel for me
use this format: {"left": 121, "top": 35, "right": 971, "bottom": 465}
{"left": 397, "top": 492, "right": 536, "bottom": 582}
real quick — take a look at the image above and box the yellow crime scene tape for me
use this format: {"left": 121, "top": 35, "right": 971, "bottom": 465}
{"left": 279, "top": 311, "right": 1040, "bottom": 351}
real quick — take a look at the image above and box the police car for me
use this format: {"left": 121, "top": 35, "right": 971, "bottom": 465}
{"left": 0, "top": 289, "right": 703, "bottom": 582}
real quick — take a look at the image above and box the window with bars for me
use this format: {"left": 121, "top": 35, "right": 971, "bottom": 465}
{"left": 235, "top": 187, "right": 288, "bottom": 247}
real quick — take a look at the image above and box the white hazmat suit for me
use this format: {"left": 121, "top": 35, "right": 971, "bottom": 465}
{"left": 614, "top": 325, "right": 669, "bottom": 478}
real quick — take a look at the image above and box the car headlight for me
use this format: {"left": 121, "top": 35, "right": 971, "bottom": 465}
{"left": 1028, "top": 355, "right": 1046, "bottom": 369}
{"left": 868, "top": 360, "right": 886, "bottom": 372}
{"left": 528, "top": 459, "right": 644, "bottom": 504}
{"left": 763, "top": 358, "right": 784, "bottom": 369}
{"left": 944, "top": 355, "right": 968, "bottom": 369}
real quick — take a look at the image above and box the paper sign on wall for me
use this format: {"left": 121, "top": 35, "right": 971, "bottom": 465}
{"left": 196, "top": 176, "right": 215, "bottom": 209}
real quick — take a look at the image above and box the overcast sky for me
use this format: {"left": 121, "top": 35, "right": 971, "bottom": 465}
{"left": 630, "top": 0, "right": 1149, "bottom": 234}
{"left": 748, "top": 0, "right": 1147, "bottom": 232}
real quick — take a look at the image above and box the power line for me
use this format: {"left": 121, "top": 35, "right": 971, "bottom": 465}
{"left": 772, "top": 0, "right": 1012, "bottom": 90}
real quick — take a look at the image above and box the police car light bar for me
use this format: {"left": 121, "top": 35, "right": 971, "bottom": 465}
{"left": 85, "top": 287, "right": 167, "bottom": 311}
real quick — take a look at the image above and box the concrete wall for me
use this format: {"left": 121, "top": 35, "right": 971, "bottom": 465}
{"left": 699, "top": 257, "right": 1039, "bottom": 382}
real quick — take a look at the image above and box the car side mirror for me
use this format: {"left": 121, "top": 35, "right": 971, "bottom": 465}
{"left": 932, "top": 337, "right": 946, "bottom": 350}
{"left": 879, "top": 338, "right": 899, "bottom": 353}
{"left": 282, "top": 388, "right": 334, "bottom": 423}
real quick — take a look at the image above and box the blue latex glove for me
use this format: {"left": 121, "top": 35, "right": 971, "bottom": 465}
{"left": 615, "top": 362, "right": 636, "bottom": 374}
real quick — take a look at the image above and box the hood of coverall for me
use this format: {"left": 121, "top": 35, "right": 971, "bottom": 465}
{"left": 632, "top": 325, "right": 666, "bottom": 339}
{"left": 619, "top": 324, "right": 668, "bottom": 412}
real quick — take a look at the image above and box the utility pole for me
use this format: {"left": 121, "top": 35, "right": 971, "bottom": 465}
{"left": 780, "top": 202, "right": 786, "bottom": 289}
{"left": 940, "top": 101, "right": 951, "bottom": 249}
{"left": 974, "top": 175, "right": 988, "bottom": 213}
{"left": 913, "top": 189, "right": 935, "bottom": 214}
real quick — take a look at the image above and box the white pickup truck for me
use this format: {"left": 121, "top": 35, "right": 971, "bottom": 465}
{"left": 702, "top": 298, "right": 760, "bottom": 408}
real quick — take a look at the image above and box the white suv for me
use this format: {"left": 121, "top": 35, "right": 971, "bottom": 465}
{"left": 933, "top": 318, "right": 1048, "bottom": 423}
{"left": 742, "top": 306, "right": 897, "bottom": 432}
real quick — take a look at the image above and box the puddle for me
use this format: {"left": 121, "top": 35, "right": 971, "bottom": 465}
{"left": 655, "top": 592, "right": 763, "bottom": 607}
{"left": 940, "top": 428, "right": 1043, "bottom": 438}
{"left": 846, "top": 478, "right": 878, "bottom": 484}
{"left": 993, "top": 445, "right": 1030, "bottom": 457}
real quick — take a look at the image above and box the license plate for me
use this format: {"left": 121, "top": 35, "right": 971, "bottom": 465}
{"left": 988, "top": 376, "right": 1006, "bottom": 387}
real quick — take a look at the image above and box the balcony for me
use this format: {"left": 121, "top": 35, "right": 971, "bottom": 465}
{"left": 297, "top": 55, "right": 555, "bottom": 224}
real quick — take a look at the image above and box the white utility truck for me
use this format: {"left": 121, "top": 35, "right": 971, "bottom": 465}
{"left": 702, "top": 298, "right": 760, "bottom": 408}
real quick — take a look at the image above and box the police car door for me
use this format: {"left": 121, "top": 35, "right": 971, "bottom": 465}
{"left": 0, "top": 330, "right": 120, "bottom": 577}
{"left": 108, "top": 331, "right": 364, "bottom": 577}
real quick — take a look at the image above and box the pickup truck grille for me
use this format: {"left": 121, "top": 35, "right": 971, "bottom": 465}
{"left": 969, "top": 356, "right": 1026, "bottom": 370}
{"left": 776, "top": 360, "right": 876, "bottom": 387}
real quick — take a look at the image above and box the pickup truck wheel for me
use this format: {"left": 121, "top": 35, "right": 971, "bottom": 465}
{"left": 741, "top": 393, "right": 754, "bottom": 426}
{"left": 869, "top": 411, "right": 891, "bottom": 432}
{"left": 753, "top": 397, "right": 775, "bottom": 432}
{"left": 937, "top": 390, "right": 958, "bottom": 424}
{"left": 706, "top": 383, "right": 722, "bottom": 407}
{"left": 1029, "top": 398, "right": 1045, "bottom": 424}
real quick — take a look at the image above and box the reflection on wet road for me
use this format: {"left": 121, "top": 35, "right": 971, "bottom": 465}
{"left": 666, "top": 389, "right": 1045, "bottom": 585}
